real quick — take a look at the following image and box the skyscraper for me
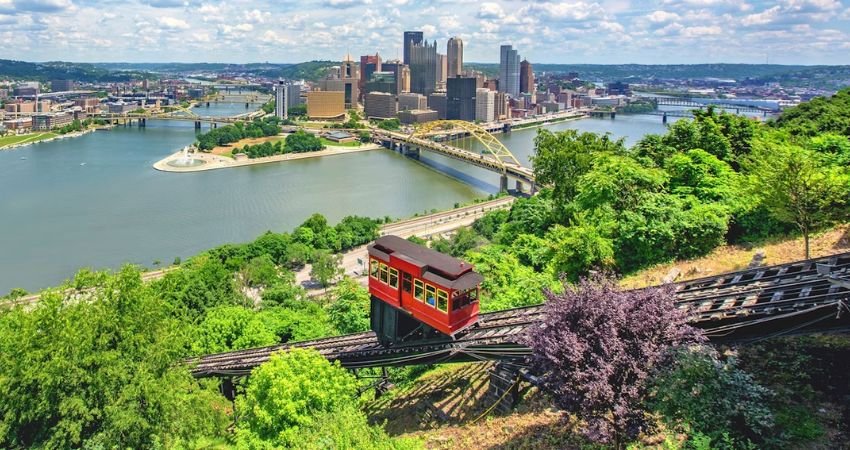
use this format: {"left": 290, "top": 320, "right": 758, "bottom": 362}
{"left": 274, "top": 80, "right": 287, "bottom": 119}
{"left": 403, "top": 31, "right": 423, "bottom": 65}
{"left": 520, "top": 59, "right": 535, "bottom": 95}
{"left": 475, "top": 88, "right": 495, "bottom": 123}
{"left": 447, "top": 37, "right": 463, "bottom": 78}
{"left": 409, "top": 40, "right": 437, "bottom": 96}
{"left": 447, "top": 76, "right": 477, "bottom": 121}
{"left": 436, "top": 53, "right": 447, "bottom": 88}
{"left": 359, "top": 54, "right": 382, "bottom": 98}
{"left": 381, "top": 60, "right": 410, "bottom": 94}
{"left": 499, "top": 44, "right": 520, "bottom": 98}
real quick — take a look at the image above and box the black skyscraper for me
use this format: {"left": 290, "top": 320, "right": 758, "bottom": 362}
{"left": 403, "top": 31, "right": 423, "bottom": 66}
{"left": 447, "top": 76, "right": 477, "bottom": 121}
{"left": 409, "top": 40, "right": 437, "bottom": 96}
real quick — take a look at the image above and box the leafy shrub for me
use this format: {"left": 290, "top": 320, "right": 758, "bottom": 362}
{"left": 649, "top": 346, "right": 774, "bottom": 447}
{"left": 522, "top": 275, "right": 703, "bottom": 445}
{"left": 235, "top": 349, "right": 358, "bottom": 447}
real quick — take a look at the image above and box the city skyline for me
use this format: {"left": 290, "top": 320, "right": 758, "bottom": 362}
{"left": 0, "top": 0, "right": 849, "bottom": 64}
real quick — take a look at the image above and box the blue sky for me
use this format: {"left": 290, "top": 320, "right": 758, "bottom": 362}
{"left": 0, "top": 0, "right": 848, "bottom": 64}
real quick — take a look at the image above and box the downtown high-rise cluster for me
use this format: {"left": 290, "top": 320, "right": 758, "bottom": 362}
{"left": 298, "top": 31, "right": 538, "bottom": 124}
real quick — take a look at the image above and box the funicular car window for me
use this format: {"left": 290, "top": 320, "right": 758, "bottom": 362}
{"left": 425, "top": 284, "right": 436, "bottom": 307}
{"left": 389, "top": 268, "right": 399, "bottom": 289}
{"left": 437, "top": 289, "right": 448, "bottom": 312}
{"left": 370, "top": 260, "right": 379, "bottom": 279}
{"left": 452, "top": 292, "right": 467, "bottom": 311}
{"left": 379, "top": 263, "right": 389, "bottom": 284}
{"left": 414, "top": 280, "right": 424, "bottom": 301}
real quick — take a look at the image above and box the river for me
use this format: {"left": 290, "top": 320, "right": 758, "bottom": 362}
{"left": 0, "top": 104, "right": 671, "bottom": 294}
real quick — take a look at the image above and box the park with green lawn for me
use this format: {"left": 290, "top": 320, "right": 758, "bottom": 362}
{"left": 0, "top": 132, "right": 58, "bottom": 149}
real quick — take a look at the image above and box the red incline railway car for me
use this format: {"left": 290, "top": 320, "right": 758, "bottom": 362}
{"left": 367, "top": 235, "right": 483, "bottom": 345}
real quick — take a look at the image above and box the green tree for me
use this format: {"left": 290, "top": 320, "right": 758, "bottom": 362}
{"left": 310, "top": 250, "right": 343, "bottom": 288}
{"left": 746, "top": 141, "right": 849, "bottom": 258}
{"left": 531, "top": 129, "right": 626, "bottom": 217}
{"left": 285, "top": 130, "right": 324, "bottom": 153}
{"left": 465, "top": 245, "right": 555, "bottom": 312}
{"left": 0, "top": 267, "right": 229, "bottom": 448}
{"left": 242, "top": 254, "right": 282, "bottom": 288}
{"left": 192, "top": 305, "right": 279, "bottom": 354}
{"left": 545, "top": 223, "right": 616, "bottom": 279}
{"left": 234, "top": 349, "right": 358, "bottom": 447}
{"left": 326, "top": 276, "right": 371, "bottom": 334}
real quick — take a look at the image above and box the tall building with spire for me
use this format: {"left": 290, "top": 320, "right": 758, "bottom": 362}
{"left": 317, "top": 53, "right": 360, "bottom": 109}
{"left": 520, "top": 59, "right": 535, "bottom": 95}
{"left": 499, "top": 44, "right": 520, "bottom": 98}
{"left": 447, "top": 37, "right": 463, "bottom": 78}
{"left": 403, "top": 31, "right": 423, "bottom": 65}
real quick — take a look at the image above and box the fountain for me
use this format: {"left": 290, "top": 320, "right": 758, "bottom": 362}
{"left": 167, "top": 146, "right": 206, "bottom": 168}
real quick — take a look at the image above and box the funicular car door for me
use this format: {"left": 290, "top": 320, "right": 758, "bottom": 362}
{"left": 399, "top": 271, "right": 414, "bottom": 309}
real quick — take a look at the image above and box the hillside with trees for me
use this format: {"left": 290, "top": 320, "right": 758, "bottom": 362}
{"left": 1, "top": 89, "right": 849, "bottom": 449}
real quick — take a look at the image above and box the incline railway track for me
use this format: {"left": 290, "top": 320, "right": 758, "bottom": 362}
{"left": 189, "top": 252, "right": 850, "bottom": 378}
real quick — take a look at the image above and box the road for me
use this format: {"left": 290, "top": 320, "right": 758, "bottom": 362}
{"left": 296, "top": 196, "right": 515, "bottom": 293}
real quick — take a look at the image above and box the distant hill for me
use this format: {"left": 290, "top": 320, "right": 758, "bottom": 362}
{"left": 0, "top": 59, "right": 150, "bottom": 82}
{"left": 92, "top": 61, "right": 339, "bottom": 82}
{"left": 463, "top": 63, "right": 850, "bottom": 89}
{"left": 2, "top": 59, "right": 848, "bottom": 89}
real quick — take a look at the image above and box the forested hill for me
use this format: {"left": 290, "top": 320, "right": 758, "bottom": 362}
{"left": 3, "top": 59, "right": 849, "bottom": 88}
{"left": 0, "top": 59, "right": 150, "bottom": 82}
{"left": 92, "top": 61, "right": 338, "bottom": 81}
{"left": 464, "top": 63, "right": 850, "bottom": 89}
{"left": 771, "top": 87, "right": 850, "bottom": 136}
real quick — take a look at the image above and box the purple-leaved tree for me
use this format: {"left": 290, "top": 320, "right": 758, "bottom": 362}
{"left": 521, "top": 275, "right": 704, "bottom": 447}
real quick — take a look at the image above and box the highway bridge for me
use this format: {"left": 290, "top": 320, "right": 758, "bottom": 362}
{"left": 189, "top": 251, "right": 850, "bottom": 378}
{"left": 642, "top": 96, "right": 780, "bottom": 113}
{"left": 372, "top": 120, "right": 536, "bottom": 193}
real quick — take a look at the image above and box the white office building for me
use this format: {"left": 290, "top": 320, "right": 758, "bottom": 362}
{"left": 274, "top": 80, "right": 288, "bottom": 119}
{"left": 475, "top": 88, "right": 495, "bottom": 123}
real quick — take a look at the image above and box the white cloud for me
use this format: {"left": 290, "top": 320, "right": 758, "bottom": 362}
{"left": 478, "top": 2, "right": 505, "bottom": 19}
{"left": 646, "top": 10, "right": 680, "bottom": 23}
{"left": 243, "top": 9, "right": 270, "bottom": 23}
{"left": 741, "top": 6, "right": 781, "bottom": 25}
{"left": 159, "top": 16, "right": 189, "bottom": 29}
{"left": 682, "top": 25, "right": 723, "bottom": 37}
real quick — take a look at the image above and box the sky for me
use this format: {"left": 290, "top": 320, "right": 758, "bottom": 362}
{"left": 1, "top": 0, "right": 849, "bottom": 65}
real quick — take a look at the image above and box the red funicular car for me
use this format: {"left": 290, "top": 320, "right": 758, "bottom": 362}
{"left": 367, "top": 235, "right": 483, "bottom": 345}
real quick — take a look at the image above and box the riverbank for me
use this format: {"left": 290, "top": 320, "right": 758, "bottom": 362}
{"left": 506, "top": 110, "right": 588, "bottom": 132}
{"left": 153, "top": 143, "right": 382, "bottom": 172}
{"left": 0, "top": 128, "right": 98, "bottom": 150}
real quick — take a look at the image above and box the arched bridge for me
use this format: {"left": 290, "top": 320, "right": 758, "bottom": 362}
{"left": 372, "top": 120, "right": 535, "bottom": 193}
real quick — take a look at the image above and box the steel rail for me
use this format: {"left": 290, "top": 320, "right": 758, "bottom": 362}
{"left": 188, "top": 252, "right": 850, "bottom": 377}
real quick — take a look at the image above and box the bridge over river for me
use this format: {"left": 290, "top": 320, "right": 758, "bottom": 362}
{"left": 372, "top": 120, "right": 537, "bottom": 193}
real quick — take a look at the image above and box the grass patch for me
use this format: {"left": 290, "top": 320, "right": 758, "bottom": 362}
{"left": 0, "top": 132, "right": 58, "bottom": 148}
{"left": 621, "top": 224, "right": 850, "bottom": 288}
{"left": 320, "top": 138, "right": 361, "bottom": 148}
